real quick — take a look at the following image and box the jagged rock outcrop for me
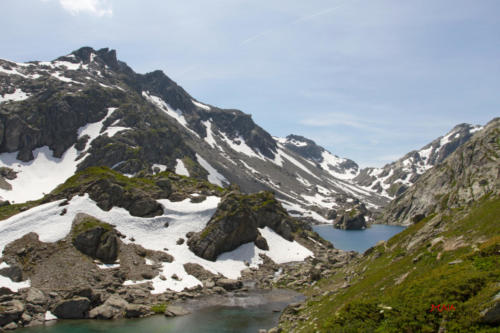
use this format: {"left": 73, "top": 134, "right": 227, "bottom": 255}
{"left": 382, "top": 118, "right": 500, "bottom": 225}
{"left": 188, "top": 190, "right": 298, "bottom": 261}
{"left": 71, "top": 213, "right": 119, "bottom": 264}
{"left": 333, "top": 208, "right": 367, "bottom": 230}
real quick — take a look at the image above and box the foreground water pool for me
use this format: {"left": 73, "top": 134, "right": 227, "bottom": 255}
{"left": 313, "top": 224, "right": 406, "bottom": 253}
{"left": 19, "top": 290, "right": 303, "bottom": 333}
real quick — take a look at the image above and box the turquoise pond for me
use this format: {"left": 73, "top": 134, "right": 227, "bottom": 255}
{"left": 18, "top": 225, "right": 405, "bottom": 332}
{"left": 312, "top": 224, "right": 406, "bottom": 253}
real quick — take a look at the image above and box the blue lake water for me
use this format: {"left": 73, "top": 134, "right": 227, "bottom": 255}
{"left": 19, "top": 290, "right": 303, "bottom": 333}
{"left": 312, "top": 224, "right": 406, "bottom": 253}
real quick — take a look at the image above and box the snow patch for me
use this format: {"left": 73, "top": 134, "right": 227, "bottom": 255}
{"left": 152, "top": 164, "right": 167, "bottom": 173}
{"left": 220, "top": 132, "right": 264, "bottom": 160}
{"left": 175, "top": 159, "right": 190, "bottom": 177}
{"left": 0, "top": 89, "right": 30, "bottom": 103}
{"left": 102, "top": 126, "right": 131, "bottom": 137}
{"left": 44, "top": 311, "right": 58, "bottom": 321}
{"left": 192, "top": 100, "right": 211, "bottom": 110}
{"left": 142, "top": 92, "right": 199, "bottom": 138}
{"left": 196, "top": 154, "right": 228, "bottom": 187}
{"left": 202, "top": 120, "right": 219, "bottom": 149}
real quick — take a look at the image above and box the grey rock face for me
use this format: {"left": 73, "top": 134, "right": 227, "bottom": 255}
{"left": 53, "top": 297, "right": 90, "bottom": 319}
{"left": 382, "top": 118, "right": 500, "bottom": 225}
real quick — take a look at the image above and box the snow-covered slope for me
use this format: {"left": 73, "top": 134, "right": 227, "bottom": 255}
{"left": 0, "top": 194, "right": 312, "bottom": 293}
{"left": 277, "top": 135, "right": 359, "bottom": 180}
{"left": 354, "top": 123, "right": 483, "bottom": 198}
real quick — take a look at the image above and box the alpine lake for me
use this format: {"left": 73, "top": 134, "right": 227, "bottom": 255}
{"left": 19, "top": 224, "right": 405, "bottom": 333}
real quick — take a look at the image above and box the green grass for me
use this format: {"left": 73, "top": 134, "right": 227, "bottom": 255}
{"left": 151, "top": 303, "right": 167, "bottom": 314}
{"left": 280, "top": 195, "right": 500, "bottom": 332}
{"left": 0, "top": 200, "right": 43, "bottom": 221}
{"left": 72, "top": 215, "right": 112, "bottom": 236}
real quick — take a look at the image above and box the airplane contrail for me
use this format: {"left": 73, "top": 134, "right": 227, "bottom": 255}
{"left": 240, "top": 0, "right": 351, "bottom": 46}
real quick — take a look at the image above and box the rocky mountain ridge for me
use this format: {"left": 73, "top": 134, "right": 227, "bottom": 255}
{"left": 354, "top": 123, "right": 483, "bottom": 198}
{"left": 381, "top": 117, "right": 500, "bottom": 225}
{"left": 0, "top": 47, "right": 387, "bottom": 222}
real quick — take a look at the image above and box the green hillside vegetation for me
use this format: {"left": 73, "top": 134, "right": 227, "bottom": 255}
{"left": 280, "top": 194, "right": 500, "bottom": 332}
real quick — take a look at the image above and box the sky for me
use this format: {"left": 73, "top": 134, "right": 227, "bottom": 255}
{"left": 1, "top": 0, "right": 499, "bottom": 167}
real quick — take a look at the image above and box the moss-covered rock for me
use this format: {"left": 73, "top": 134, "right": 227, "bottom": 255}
{"left": 71, "top": 213, "right": 118, "bottom": 264}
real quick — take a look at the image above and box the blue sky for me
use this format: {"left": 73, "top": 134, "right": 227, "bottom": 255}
{"left": 1, "top": 0, "right": 499, "bottom": 167}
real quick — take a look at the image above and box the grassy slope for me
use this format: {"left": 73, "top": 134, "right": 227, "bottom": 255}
{"left": 0, "top": 166, "right": 224, "bottom": 222}
{"left": 281, "top": 194, "right": 500, "bottom": 332}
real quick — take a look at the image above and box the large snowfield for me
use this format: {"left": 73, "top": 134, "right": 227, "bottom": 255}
{"left": 0, "top": 194, "right": 313, "bottom": 293}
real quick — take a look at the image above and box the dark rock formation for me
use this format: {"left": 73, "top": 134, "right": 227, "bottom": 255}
{"left": 333, "top": 208, "right": 367, "bottom": 230}
{"left": 53, "top": 297, "right": 90, "bottom": 319}
{"left": 0, "top": 264, "right": 23, "bottom": 282}
{"left": 71, "top": 213, "right": 119, "bottom": 263}
{"left": 187, "top": 190, "right": 297, "bottom": 261}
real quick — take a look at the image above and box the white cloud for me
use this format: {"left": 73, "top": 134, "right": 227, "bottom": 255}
{"left": 57, "top": 0, "right": 112, "bottom": 17}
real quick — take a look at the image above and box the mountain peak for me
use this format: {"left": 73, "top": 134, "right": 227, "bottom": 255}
{"left": 59, "top": 46, "right": 120, "bottom": 70}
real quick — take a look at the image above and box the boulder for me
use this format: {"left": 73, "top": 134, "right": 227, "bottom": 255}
{"left": 71, "top": 213, "right": 119, "bottom": 263}
{"left": 183, "top": 263, "right": 217, "bottom": 281}
{"left": 482, "top": 301, "right": 500, "bottom": 325}
{"left": 216, "top": 278, "right": 243, "bottom": 291}
{"left": 125, "top": 303, "right": 150, "bottom": 318}
{"left": 0, "top": 300, "right": 24, "bottom": 326}
{"left": 254, "top": 232, "right": 269, "bottom": 250}
{"left": 89, "top": 295, "right": 128, "bottom": 320}
{"left": 164, "top": 305, "right": 191, "bottom": 317}
{"left": 0, "top": 287, "right": 13, "bottom": 296}
{"left": 53, "top": 297, "right": 90, "bottom": 319}
{"left": 26, "top": 288, "right": 46, "bottom": 305}
{"left": 0, "top": 265, "right": 23, "bottom": 282}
